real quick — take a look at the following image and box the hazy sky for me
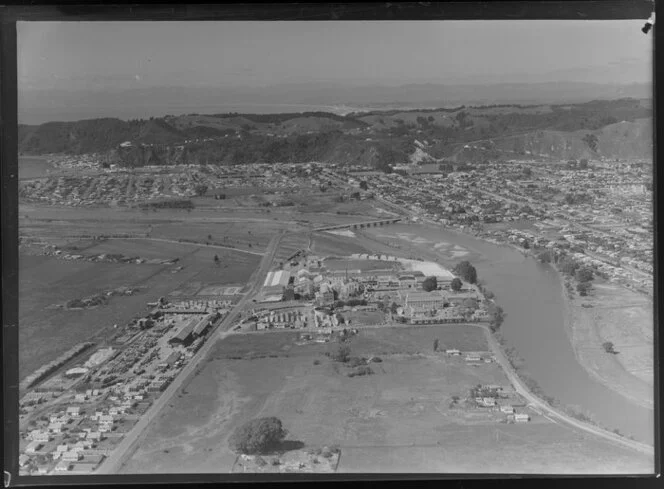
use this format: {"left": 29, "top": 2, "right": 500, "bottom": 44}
{"left": 18, "top": 20, "right": 652, "bottom": 90}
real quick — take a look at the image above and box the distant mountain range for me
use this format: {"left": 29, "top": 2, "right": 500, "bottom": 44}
{"left": 18, "top": 97, "right": 652, "bottom": 168}
{"left": 18, "top": 81, "right": 651, "bottom": 125}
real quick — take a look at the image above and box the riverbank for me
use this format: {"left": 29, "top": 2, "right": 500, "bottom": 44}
{"left": 560, "top": 278, "right": 653, "bottom": 410}
{"left": 425, "top": 219, "right": 654, "bottom": 412}
{"left": 363, "top": 218, "right": 653, "bottom": 441}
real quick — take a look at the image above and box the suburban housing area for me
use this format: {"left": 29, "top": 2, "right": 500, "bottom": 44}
{"left": 16, "top": 97, "right": 653, "bottom": 475}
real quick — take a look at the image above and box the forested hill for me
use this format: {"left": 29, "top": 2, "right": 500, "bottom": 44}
{"left": 18, "top": 98, "right": 652, "bottom": 168}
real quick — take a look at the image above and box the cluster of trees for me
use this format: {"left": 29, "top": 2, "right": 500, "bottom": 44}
{"left": 450, "top": 277, "right": 462, "bottom": 291}
{"left": 557, "top": 255, "right": 595, "bottom": 296}
{"left": 422, "top": 276, "right": 438, "bottom": 292}
{"left": 194, "top": 184, "right": 208, "bottom": 196}
{"left": 452, "top": 261, "right": 478, "bottom": 284}
{"left": 575, "top": 266, "right": 595, "bottom": 296}
{"left": 537, "top": 250, "right": 554, "bottom": 264}
{"left": 487, "top": 303, "right": 505, "bottom": 333}
{"left": 229, "top": 417, "right": 289, "bottom": 455}
{"left": 582, "top": 133, "right": 599, "bottom": 152}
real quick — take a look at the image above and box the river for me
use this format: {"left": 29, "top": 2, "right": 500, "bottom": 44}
{"left": 361, "top": 223, "right": 654, "bottom": 445}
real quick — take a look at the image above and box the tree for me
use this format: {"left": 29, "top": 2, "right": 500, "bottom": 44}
{"left": 433, "top": 338, "right": 439, "bottom": 352}
{"left": 194, "top": 184, "right": 208, "bottom": 196}
{"left": 577, "top": 281, "right": 592, "bottom": 296}
{"left": 487, "top": 303, "right": 505, "bottom": 332}
{"left": 229, "top": 417, "right": 288, "bottom": 455}
{"left": 559, "top": 257, "right": 580, "bottom": 276}
{"left": 450, "top": 277, "right": 462, "bottom": 292}
{"left": 522, "top": 239, "right": 530, "bottom": 250}
{"left": 422, "top": 276, "right": 438, "bottom": 292}
{"left": 576, "top": 266, "right": 594, "bottom": 283}
{"left": 602, "top": 341, "right": 617, "bottom": 354}
{"left": 582, "top": 133, "right": 598, "bottom": 152}
{"left": 537, "top": 250, "right": 553, "bottom": 263}
{"left": 214, "top": 254, "right": 220, "bottom": 266}
{"left": 359, "top": 181, "right": 368, "bottom": 191}
{"left": 390, "top": 302, "right": 399, "bottom": 314}
{"left": 453, "top": 261, "right": 478, "bottom": 284}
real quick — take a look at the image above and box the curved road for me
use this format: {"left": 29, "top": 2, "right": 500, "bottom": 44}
{"left": 96, "top": 231, "right": 284, "bottom": 474}
{"left": 224, "top": 320, "right": 652, "bottom": 455}
{"left": 479, "top": 324, "right": 654, "bottom": 455}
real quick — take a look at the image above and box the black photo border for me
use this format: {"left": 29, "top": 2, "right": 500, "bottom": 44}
{"left": 1, "top": 1, "right": 660, "bottom": 487}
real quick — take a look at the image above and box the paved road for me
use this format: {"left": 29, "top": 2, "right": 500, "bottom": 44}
{"left": 24, "top": 235, "right": 264, "bottom": 256}
{"left": 124, "top": 236, "right": 264, "bottom": 256}
{"left": 479, "top": 323, "right": 654, "bottom": 456}
{"left": 96, "top": 232, "right": 284, "bottom": 474}
{"left": 227, "top": 318, "right": 652, "bottom": 455}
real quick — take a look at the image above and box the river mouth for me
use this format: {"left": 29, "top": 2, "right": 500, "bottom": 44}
{"left": 359, "top": 223, "right": 654, "bottom": 446}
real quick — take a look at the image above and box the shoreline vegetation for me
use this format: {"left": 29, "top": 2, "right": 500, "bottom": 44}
{"left": 420, "top": 221, "right": 652, "bottom": 403}
{"left": 368, "top": 220, "right": 650, "bottom": 443}
{"left": 465, "top": 236, "right": 651, "bottom": 439}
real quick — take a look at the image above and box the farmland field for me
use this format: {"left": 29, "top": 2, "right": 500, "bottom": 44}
{"left": 118, "top": 326, "right": 651, "bottom": 474}
{"left": 310, "top": 232, "right": 374, "bottom": 256}
{"left": 19, "top": 253, "right": 164, "bottom": 379}
{"left": 18, "top": 243, "right": 260, "bottom": 381}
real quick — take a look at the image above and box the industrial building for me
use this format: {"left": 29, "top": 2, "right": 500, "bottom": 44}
{"left": 168, "top": 320, "right": 196, "bottom": 345}
{"left": 263, "top": 270, "right": 290, "bottom": 300}
{"left": 399, "top": 290, "right": 448, "bottom": 312}
{"left": 263, "top": 270, "right": 291, "bottom": 289}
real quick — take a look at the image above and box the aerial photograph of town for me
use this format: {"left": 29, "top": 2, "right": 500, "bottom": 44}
{"left": 12, "top": 15, "right": 654, "bottom": 477}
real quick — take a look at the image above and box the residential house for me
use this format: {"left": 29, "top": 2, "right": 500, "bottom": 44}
{"left": 55, "top": 461, "right": 71, "bottom": 472}
{"left": 66, "top": 406, "right": 81, "bottom": 417}
{"left": 63, "top": 451, "right": 83, "bottom": 462}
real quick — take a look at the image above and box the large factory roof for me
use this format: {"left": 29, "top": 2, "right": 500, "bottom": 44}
{"left": 263, "top": 270, "right": 291, "bottom": 288}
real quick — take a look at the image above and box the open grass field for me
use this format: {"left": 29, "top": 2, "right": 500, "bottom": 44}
{"left": 18, "top": 203, "right": 300, "bottom": 257}
{"left": 18, "top": 243, "right": 260, "bottom": 381}
{"left": 118, "top": 325, "right": 651, "bottom": 474}
{"left": 310, "top": 232, "right": 374, "bottom": 257}
{"left": 67, "top": 238, "right": 198, "bottom": 260}
{"left": 323, "top": 257, "right": 401, "bottom": 272}
{"left": 19, "top": 254, "right": 163, "bottom": 379}
{"left": 566, "top": 279, "right": 653, "bottom": 409}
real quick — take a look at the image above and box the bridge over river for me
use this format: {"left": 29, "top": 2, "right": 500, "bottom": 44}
{"left": 315, "top": 218, "right": 402, "bottom": 232}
